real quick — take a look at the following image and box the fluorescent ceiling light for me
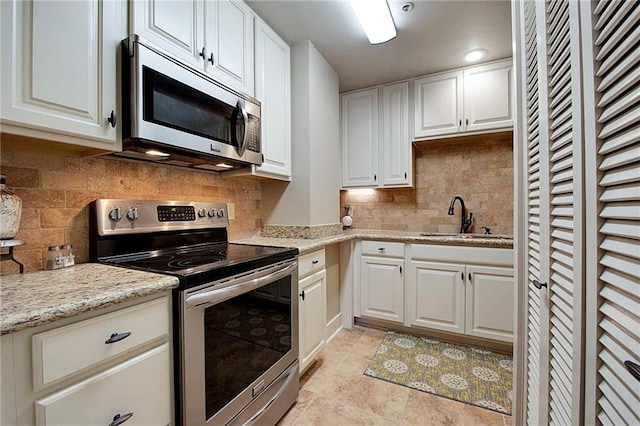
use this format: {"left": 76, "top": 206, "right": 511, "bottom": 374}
{"left": 350, "top": 0, "right": 396, "bottom": 45}
{"left": 145, "top": 149, "right": 170, "bottom": 157}
{"left": 464, "top": 49, "right": 488, "bottom": 62}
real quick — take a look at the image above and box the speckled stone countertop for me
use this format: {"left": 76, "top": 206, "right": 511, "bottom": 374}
{"left": 235, "top": 229, "right": 514, "bottom": 254}
{"left": 0, "top": 263, "right": 179, "bottom": 335}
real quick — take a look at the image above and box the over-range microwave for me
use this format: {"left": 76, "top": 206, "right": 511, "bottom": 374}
{"left": 117, "top": 35, "right": 262, "bottom": 171}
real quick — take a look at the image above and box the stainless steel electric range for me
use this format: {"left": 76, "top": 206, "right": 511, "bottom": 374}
{"left": 90, "top": 199, "right": 299, "bottom": 426}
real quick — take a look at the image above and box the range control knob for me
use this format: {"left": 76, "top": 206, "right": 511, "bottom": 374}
{"left": 108, "top": 207, "right": 123, "bottom": 222}
{"left": 208, "top": 209, "right": 216, "bottom": 217}
{"left": 197, "top": 209, "right": 207, "bottom": 218}
{"left": 217, "top": 209, "right": 225, "bottom": 218}
{"left": 126, "top": 208, "right": 139, "bottom": 221}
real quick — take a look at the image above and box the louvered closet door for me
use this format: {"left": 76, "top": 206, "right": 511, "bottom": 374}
{"left": 523, "top": 1, "right": 548, "bottom": 424}
{"left": 544, "top": 1, "right": 586, "bottom": 424}
{"left": 588, "top": 0, "right": 640, "bottom": 423}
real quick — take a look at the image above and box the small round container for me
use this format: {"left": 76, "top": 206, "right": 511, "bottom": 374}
{"left": 45, "top": 245, "right": 64, "bottom": 270}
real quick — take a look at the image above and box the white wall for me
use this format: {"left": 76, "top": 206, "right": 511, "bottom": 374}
{"left": 262, "top": 40, "right": 340, "bottom": 226}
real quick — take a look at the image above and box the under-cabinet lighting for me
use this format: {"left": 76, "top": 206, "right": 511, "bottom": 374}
{"left": 145, "top": 149, "right": 170, "bottom": 157}
{"left": 464, "top": 49, "right": 488, "bottom": 62}
{"left": 347, "top": 188, "right": 375, "bottom": 195}
{"left": 216, "top": 163, "right": 234, "bottom": 169}
{"left": 350, "top": 0, "right": 397, "bottom": 45}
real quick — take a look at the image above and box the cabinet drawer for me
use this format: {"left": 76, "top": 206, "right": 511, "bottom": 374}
{"left": 35, "top": 343, "right": 172, "bottom": 426}
{"left": 33, "top": 297, "right": 169, "bottom": 389}
{"left": 361, "top": 241, "right": 405, "bottom": 257}
{"left": 299, "top": 248, "right": 325, "bottom": 278}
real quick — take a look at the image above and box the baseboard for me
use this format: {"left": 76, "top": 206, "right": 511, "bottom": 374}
{"left": 325, "top": 313, "right": 343, "bottom": 342}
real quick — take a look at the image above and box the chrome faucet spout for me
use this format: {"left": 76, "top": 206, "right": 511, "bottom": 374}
{"left": 447, "top": 196, "right": 473, "bottom": 233}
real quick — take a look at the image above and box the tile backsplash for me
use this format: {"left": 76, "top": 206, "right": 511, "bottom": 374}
{"left": 341, "top": 132, "right": 514, "bottom": 235}
{"left": 0, "top": 146, "right": 262, "bottom": 274}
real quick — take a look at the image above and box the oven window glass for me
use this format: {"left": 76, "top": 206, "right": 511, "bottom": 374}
{"left": 142, "top": 66, "right": 234, "bottom": 145}
{"left": 204, "top": 276, "right": 292, "bottom": 419}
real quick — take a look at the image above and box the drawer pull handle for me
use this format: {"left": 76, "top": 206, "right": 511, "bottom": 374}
{"left": 105, "top": 332, "right": 131, "bottom": 344}
{"left": 312, "top": 260, "right": 319, "bottom": 264}
{"left": 378, "top": 248, "right": 385, "bottom": 252}
{"left": 109, "top": 412, "right": 133, "bottom": 426}
{"left": 299, "top": 290, "right": 305, "bottom": 301}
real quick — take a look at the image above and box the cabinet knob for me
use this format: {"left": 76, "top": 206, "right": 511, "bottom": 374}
{"left": 466, "top": 118, "right": 469, "bottom": 126}
{"left": 299, "top": 290, "right": 305, "bottom": 301}
{"left": 312, "top": 260, "right": 319, "bottom": 264}
{"left": 461, "top": 272, "right": 464, "bottom": 281}
{"left": 105, "top": 331, "right": 131, "bottom": 344}
{"left": 459, "top": 119, "right": 462, "bottom": 127}
{"left": 109, "top": 412, "right": 134, "bottom": 426}
{"left": 532, "top": 280, "right": 548, "bottom": 289}
{"left": 208, "top": 52, "right": 215, "bottom": 65}
{"left": 107, "top": 110, "right": 117, "bottom": 128}
{"left": 199, "top": 46, "right": 206, "bottom": 59}
{"left": 378, "top": 248, "right": 385, "bottom": 252}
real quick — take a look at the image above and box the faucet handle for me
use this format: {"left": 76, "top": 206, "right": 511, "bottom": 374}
{"left": 481, "top": 226, "right": 491, "bottom": 235}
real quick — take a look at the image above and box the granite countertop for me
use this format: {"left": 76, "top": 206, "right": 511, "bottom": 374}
{"left": 235, "top": 229, "right": 514, "bottom": 254}
{"left": 0, "top": 263, "right": 179, "bottom": 336}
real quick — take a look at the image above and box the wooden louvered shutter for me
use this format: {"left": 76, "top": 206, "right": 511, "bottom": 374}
{"left": 523, "top": 1, "right": 547, "bottom": 424}
{"left": 584, "top": 0, "right": 640, "bottom": 424}
{"left": 544, "top": 1, "right": 585, "bottom": 424}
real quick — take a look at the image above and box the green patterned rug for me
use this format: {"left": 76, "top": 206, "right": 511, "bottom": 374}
{"left": 364, "top": 331, "right": 512, "bottom": 415}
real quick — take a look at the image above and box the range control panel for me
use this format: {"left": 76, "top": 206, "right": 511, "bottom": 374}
{"left": 93, "top": 199, "right": 229, "bottom": 236}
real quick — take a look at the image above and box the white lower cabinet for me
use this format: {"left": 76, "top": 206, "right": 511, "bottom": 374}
{"left": 0, "top": 293, "right": 173, "bottom": 426}
{"left": 35, "top": 344, "right": 171, "bottom": 426}
{"left": 406, "top": 244, "right": 514, "bottom": 343}
{"left": 298, "top": 249, "right": 326, "bottom": 373}
{"left": 359, "top": 241, "right": 405, "bottom": 324}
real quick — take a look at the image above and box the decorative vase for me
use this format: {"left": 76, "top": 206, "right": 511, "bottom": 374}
{"left": 0, "top": 175, "right": 22, "bottom": 239}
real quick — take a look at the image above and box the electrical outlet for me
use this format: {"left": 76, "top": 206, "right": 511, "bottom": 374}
{"left": 227, "top": 203, "right": 235, "bottom": 220}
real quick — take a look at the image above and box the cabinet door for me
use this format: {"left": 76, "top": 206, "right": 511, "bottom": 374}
{"left": 463, "top": 60, "right": 513, "bottom": 132}
{"left": 1, "top": 0, "right": 121, "bottom": 149}
{"left": 130, "top": 0, "right": 203, "bottom": 68}
{"left": 406, "top": 261, "right": 465, "bottom": 334}
{"left": 254, "top": 18, "right": 291, "bottom": 180}
{"left": 204, "top": 0, "right": 254, "bottom": 95}
{"left": 413, "top": 71, "right": 463, "bottom": 139}
{"left": 341, "top": 89, "right": 379, "bottom": 187}
{"left": 298, "top": 269, "right": 326, "bottom": 373}
{"left": 360, "top": 256, "right": 404, "bottom": 323}
{"left": 381, "top": 82, "right": 411, "bottom": 187}
{"left": 465, "top": 265, "right": 514, "bottom": 342}
{"left": 34, "top": 344, "right": 171, "bottom": 426}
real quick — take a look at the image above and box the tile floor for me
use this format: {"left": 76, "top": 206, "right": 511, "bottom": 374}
{"left": 279, "top": 326, "right": 512, "bottom": 426}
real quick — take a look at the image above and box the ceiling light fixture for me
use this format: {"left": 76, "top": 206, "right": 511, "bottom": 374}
{"left": 350, "top": 0, "right": 396, "bottom": 45}
{"left": 464, "top": 49, "right": 488, "bottom": 63}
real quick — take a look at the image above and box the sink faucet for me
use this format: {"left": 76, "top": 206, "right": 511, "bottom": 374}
{"left": 448, "top": 196, "right": 473, "bottom": 233}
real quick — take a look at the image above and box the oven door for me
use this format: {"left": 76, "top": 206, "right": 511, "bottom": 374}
{"left": 180, "top": 259, "right": 299, "bottom": 425}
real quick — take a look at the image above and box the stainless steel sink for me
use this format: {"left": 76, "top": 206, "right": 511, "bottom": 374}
{"left": 419, "top": 232, "right": 509, "bottom": 239}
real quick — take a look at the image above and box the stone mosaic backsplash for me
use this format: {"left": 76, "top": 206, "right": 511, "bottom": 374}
{"left": 341, "top": 132, "right": 514, "bottom": 236}
{"left": 0, "top": 144, "right": 262, "bottom": 274}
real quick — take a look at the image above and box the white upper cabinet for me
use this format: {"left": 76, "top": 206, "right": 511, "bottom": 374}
{"left": 463, "top": 61, "right": 513, "bottom": 132}
{"left": 131, "top": 0, "right": 254, "bottom": 96}
{"left": 341, "top": 88, "right": 379, "bottom": 187}
{"left": 414, "top": 71, "right": 463, "bottom": 138}
{"left": 381, "top": 82, "right": 412, "bottom": 187}
{"left": 341, "top": 83, "right": 412, "bottom": 188}
{"left": 1, "top": 0, "right": 123, "bottom": 150}
{"left": 253, "top": 18, "right": 290, "bottom": 179}
{"left": 204, "top": 0, "right": 254, "bottom": 95}
{"left": 413, "top": 59, "right": 513, "bottom": 140}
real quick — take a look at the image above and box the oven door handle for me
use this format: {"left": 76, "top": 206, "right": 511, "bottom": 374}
{"left": 185, "top": 261, "right": 297, "bottom": 307}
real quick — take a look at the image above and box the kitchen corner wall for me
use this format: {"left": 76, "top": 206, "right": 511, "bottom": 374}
{"left": 341, "top": 132, "right": 514, "bottom": 235}
{"left": 0, "top": 145, "right": 262, "bottom": 275}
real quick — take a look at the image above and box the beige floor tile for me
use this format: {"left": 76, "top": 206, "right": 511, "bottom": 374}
{"left": 277, "top": 389, "right": 316, "bottom": 426}
{"left": 402, "top": 389, "right": 505, "bottom": 426}
{"left": 293, "top": 393, "right": 398, "bottom": 426}
{"left": 325, "top": 327, "right": 366, "bottom": 351}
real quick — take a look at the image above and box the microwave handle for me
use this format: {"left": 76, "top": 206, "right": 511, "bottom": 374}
{"left": 234, "top": 100, "right": 249, "bottom": 157}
